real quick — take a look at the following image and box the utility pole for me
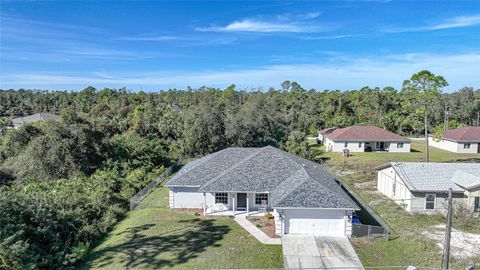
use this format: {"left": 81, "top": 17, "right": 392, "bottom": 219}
{"left": 444, "top": 106, "right": 449, "bottom": 131}
{"left": 477, "top": 111, "right": 479, "bottom": 127}
{"left": 442, "top": 188, "right": 453, "bottom": 270}
{"left": 425, "top": 105, "right": 429, "bottom": 162}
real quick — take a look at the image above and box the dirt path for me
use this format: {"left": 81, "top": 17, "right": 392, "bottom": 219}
{"left": 422, "top": 224, "right": 480, "bottom": 259}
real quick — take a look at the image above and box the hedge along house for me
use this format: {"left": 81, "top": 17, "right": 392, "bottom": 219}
{"left": 376, "top": 162, "right": 480, "bottom": 214}
{"left": 320, "top": 125, "right": 411, "bottom": 153}
{"left": 428, "top": 126, "right": 480, "bottom": 154}
{"left": 165, "top": 146, "right": 359, "bottom": 237}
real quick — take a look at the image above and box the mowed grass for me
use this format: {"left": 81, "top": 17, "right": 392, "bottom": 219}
{"left": 83, "top": 186, "right": 283, "bottom": 269}
{"left": 310, "top": 139, "right": 480, "bottom": 268}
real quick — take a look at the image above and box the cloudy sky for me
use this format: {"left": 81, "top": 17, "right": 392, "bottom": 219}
{"left": 0, "top": 1, "right": 479, "bottom": 91}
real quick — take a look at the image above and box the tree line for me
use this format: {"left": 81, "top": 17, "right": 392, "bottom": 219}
{"left": 0, "top": 72, "right": 479, "bottom": 269}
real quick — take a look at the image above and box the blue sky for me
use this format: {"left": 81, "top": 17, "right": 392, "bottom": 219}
{"left": 0, "top": 1, "right": 479, "bottom": 91}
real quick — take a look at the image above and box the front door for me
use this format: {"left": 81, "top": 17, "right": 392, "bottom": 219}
{"left": 375, "top": 141, "right": 385, "bottom": 150}
{"left": 475, "top": 197, "right": 480, "bottom": 212}
{"left": 237, "top": 193, "right": 247, "bottom": 209}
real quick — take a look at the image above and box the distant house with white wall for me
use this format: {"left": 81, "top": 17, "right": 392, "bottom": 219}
{"left": 376, "top": 162, "right": 480, "bottom": 214}
{"left": 11, "top": 113, "right": 61, "bottom": 128}
{"left": 320, "top": 125, "right": 411, "bottom": 153}
{"left": 428, "top": 126, "right": 480, "bottom": 154}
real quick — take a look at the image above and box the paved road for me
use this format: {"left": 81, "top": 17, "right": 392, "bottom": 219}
{"left": 282, "top": 235, "right": 364, "bottom": 269}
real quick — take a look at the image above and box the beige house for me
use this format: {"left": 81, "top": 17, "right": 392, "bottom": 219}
{"left": 428, "top": 126, "right": 480, "bottom": 154}
{"left": 376, "top": 162, "right": 480, "bottom": 214}
{"left": 319, "top": 125, "right": 411, "bottom": 153}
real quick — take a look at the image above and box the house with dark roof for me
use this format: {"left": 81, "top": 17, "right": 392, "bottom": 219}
{"left": 165, "top": 146, "right": 359, "bottom": 236}
{"left": 320, "top": 125, "right": 411, "bottom": 153}
{"left": 428, "top": 126, "right": 480, "bottom": 153}
{"left": 376, "top": 162, "right": 480, "bottom": 214}
{"left": 11, "top": 113, "right": 61, "bottom": 128}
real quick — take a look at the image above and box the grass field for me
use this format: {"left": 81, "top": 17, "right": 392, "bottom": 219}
{"left": 83, "top": 185, "right": 283, "bottom": 270}
{"left": 310, "top": 139, "right": 480, "bottom": 268}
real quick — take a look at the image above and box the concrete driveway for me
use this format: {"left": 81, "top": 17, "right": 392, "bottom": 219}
{"left": 282, "top": 235, "right": 364, "bottom": 269}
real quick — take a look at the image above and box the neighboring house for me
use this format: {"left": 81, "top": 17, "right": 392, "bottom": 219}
{"left": 376, "top": 162, "right": 480, "bottom": 214}
{"left": 11, "top": 113, "right": 61, "bottom": 128}
{"left": 320, "top": 125, "right": 411, "bottom": 153}
{"left": 428, "top": 126, "right": 480, "bottom": 154}
{"left": 165, "top": 146, "right": 359, "bottom": 237}
{"left": 318, "top": 127, "right": 337, "bottom": 143}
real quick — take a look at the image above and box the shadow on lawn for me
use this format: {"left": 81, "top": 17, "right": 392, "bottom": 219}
{"left": 84, "top": 218, "right": 230, "bottom": 269}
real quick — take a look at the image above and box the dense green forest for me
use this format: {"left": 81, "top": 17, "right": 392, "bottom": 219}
{"left": 0, "top": 74, "right": 479, "bottom": 269}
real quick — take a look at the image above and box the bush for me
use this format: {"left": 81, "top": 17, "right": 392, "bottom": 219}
{"left": 0, "top": 173, "right": 126, "bottom": 269}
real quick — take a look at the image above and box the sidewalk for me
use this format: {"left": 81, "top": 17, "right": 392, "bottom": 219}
{"left": 234, "top": 213, "right": 281, "bottom": 245}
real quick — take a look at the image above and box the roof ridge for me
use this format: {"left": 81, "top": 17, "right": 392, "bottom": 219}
{"left": 392, "top": 162, "right": 417, "bottom": 190}
{"left": 271, "top": 167, "right": 309, "bottom": 205}
{"left": 199, "top": 147, "right": 264, "bottom": 189}
{"left": 458, "top": 126, "right": 472, "bottom": 141}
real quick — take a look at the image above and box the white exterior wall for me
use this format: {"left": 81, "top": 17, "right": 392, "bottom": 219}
{"left": 388, "top": 142, "right": 411, "bottom": 152}
{"left": 169, "top": 187, "right": 265, "bottom": 212}
{"left": 325, "top": 138, "right": 365, "bottom": 152}
{"left": 282, "top": 209, "right": 348, "bottom": 236}
{"left": 325, "top": 138, "right": 410, "bottom": 153}
{"left": 429, "top": 137, "right": 479, "bottom": 153}
{"left": 169, "top": 187, "right": 215, "bottom": 209}
{"left": 377, "top": 168, "right": 413, "bottom": 211}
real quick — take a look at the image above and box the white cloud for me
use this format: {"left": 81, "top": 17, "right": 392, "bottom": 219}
{"left": 196, "top": 19, "right": 323, "bottom": 33}
{"left": 116, "top": 35, "right": 190, "bottom": 41}
{"left": 2, "top": 53, "right": 479, "bottom": 91}
{"left": 385, "top": 14, "right": 480, "bottom": 33}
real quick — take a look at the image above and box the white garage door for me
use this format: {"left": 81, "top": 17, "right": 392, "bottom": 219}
{"left": 285, "top": 209, "right": 346, "bottom": 236}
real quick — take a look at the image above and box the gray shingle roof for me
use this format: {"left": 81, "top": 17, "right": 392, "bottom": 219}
{"left": 166, "top": 146, "right": 358, "bottom": 209}
{"left": 452, "top": 171, "right": 480, "bottom": 190}
{"left": 12, "top": 113, "right": 61, "bottom": 125}
{"left": 377, "top": 162, "right": 480, "bottom": 192}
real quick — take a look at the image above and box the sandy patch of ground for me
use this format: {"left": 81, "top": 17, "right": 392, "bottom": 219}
{"left": 422, "top": 224, "right": 480, "bottom": 259}
{"left": 338, "top": 171, "right": 355, "bottom": 176}
{"left": 353, "top": 181, "right": 375, "bottom": 188}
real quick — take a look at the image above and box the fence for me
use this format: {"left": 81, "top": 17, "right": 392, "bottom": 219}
{"left": 352, "top": 223, "right": 389, "bottom": 240}
{"left": 320, "top": 163, "right": 398, "bottom": 240}
{"left": 129, "top": 161, "right": 180, "bottom": 210}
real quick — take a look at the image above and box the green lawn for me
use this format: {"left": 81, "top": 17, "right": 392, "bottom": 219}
{"left": 83, "top": 185, "right": 283, "bottom": 270}
{"left": 310, "top": 139, "right": 480, "bottom": 268}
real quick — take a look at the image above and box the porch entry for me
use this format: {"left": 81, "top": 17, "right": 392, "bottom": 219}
{"left": 237, "top": 193, "right": 247, "bottom": 209}
{"left": 375, "top": 141, "right": 385, "bottom": 150}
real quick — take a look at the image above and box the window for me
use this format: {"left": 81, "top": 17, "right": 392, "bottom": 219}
{"left": 464, "top": 143, "right": 471, "bottom": 149}
{"left": 475, "top": 197, "right": 480, "bottom": 213}
{"left": 255, "top": 193, "right": 268, "bottom": 205}
{"left": 358, "top": 142, "right": 362, "bottom": 148}
{"left": 425, "top": 193, "right": 436, "bottom": 210}
{"left": 344, "top": 142, "right": 348, "bottom": 148}
{"left": 392, "top": 181, "right": 396, "bottom": 196}
{"left": 397, "top": 142, "right": 404, "bottom": 148}
{"left": 215, "top": 193, "right": 228, "bottom": 204}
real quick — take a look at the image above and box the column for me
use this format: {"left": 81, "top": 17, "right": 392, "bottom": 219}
{"left": 232, "top": 194, "right": 236, "bottom": 215}
{"left": 246, "top": 194, "right": 250, "bottom": 216}
{"left": 203, "top": 193, "right": 206, "bottom": 216}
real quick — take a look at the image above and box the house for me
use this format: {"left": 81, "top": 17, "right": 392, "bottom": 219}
{"left": 165, "top": 146, "right": 359, "bottom": 237}
{"left": 320, "top": 125, "right": 411, "bottom": 153}
{"left": 11, "top": 113, "right": 61, "bottom": 128}
{"left": 428, "top": 126, "right": 480, "bottom": 154}
{"left": 376, "top": 162, "right": 480, "bottom": 214}
{"left": 318, "top": 127, "right": 337, "bottom": 143}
